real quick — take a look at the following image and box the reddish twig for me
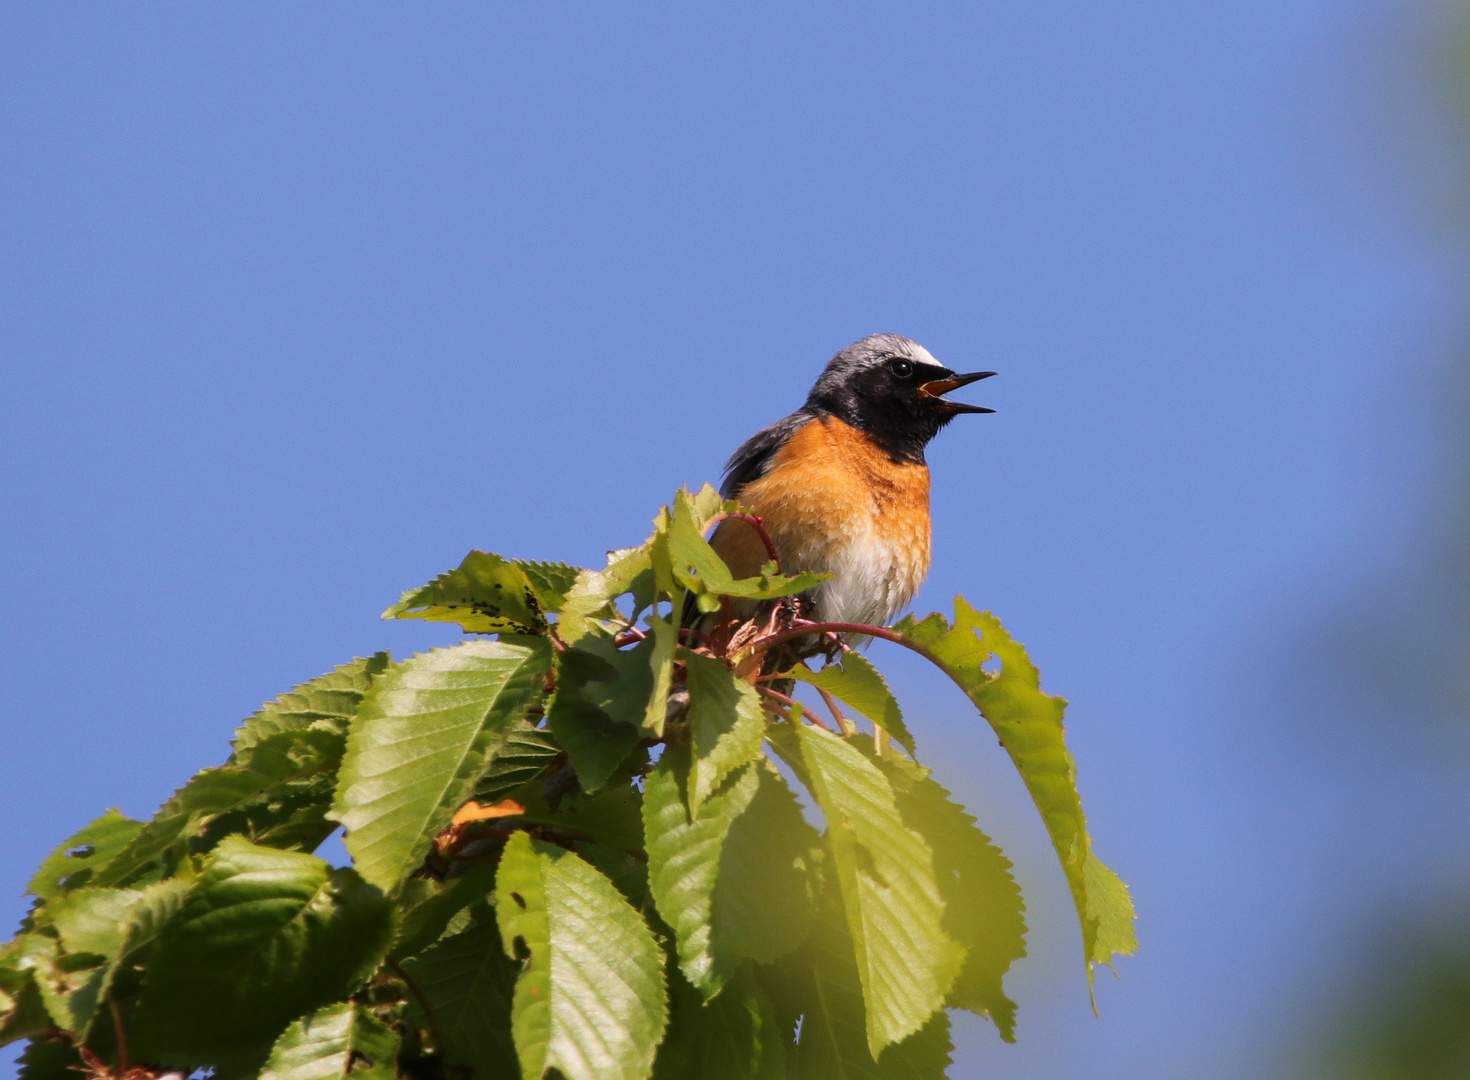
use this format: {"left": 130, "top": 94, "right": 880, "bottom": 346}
{"left": 815, "top": 686, "right": 856, "bottom": 736}
{"left": 758, "top": 685, "right": 831, "bottom": 731}
{"left": 702, "top": 512, "right": 782, "bottom": 571}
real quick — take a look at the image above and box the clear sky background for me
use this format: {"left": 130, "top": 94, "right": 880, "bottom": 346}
{"left": 4, "top": 4, "right": 1469, "bottom": 1078}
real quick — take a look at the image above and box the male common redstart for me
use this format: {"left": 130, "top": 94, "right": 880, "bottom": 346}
{"left": 710, "top": 333, "right": 994, "bottom": 628}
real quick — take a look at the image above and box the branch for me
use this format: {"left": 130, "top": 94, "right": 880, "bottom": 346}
{"left": 702, "top": 512, "right": 782, "bottom": 571}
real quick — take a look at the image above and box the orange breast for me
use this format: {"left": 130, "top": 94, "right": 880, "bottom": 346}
{"left": 711, "top": 415, "right": 931, "bottom": 626}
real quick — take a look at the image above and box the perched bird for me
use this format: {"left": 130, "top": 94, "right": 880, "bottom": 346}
{"left": 710, "top": 333, "right": 994, "bottom": 628}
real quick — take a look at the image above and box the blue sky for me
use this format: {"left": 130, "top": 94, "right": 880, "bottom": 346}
{"left": 3, "top": 3, "right": 1468, "bottom": 1077}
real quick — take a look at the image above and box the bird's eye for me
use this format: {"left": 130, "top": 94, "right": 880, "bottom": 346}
{"left": 889, "top": 358, "right": 914, "bottom": 379}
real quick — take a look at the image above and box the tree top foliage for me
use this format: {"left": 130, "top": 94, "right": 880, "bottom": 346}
{"left": 1, "top": 486, "right": 1135, "bottom": 1080}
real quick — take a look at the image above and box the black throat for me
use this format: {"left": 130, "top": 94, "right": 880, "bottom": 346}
{"left": 806, "top": 384, "right": 949, "bottom": 466}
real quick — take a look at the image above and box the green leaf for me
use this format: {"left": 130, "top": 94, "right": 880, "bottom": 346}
{"left": 519, "top": 781, "right": 646, "bottom": 852}
{"left": 390, "top": 859, "right": 500, "bottom": 962}
{"left": 644, "top": 750, "right": 817, "bottom": 997}
{"left": 684, "top": 652, "right": 766, "bottom": 814}
{"left": 667, "top": 488, "right": 826, "bottom": 603}
{"left": 27, "top": 809, "right": 142, "bottom": 900}
{"left": 785, "top": 653, "right": 915, "bottom": 757}
{"left": 644, "top": 748, "right": 761, "bottom": 996}
{"left": 558, "top": 544, "right": 655, "bottom": 646}
{"left": 129, "top": 837, "right": 394, "bottom": 1067}
{"left": 472, "top": 724, "right": 562, "bottom": 805}
{"left": 0, "top": 954, "right": 50, "bottom": 1048}
{"left": 400, "top": 907, "right": 518, "bottom": 1077}
{"left": 258, "top": 1001, "right": 400, "bottom": 1080}
{"left": 893, "top": 598, "right": 1137, "bottom": 979}
{"left": 495, "top": 831, "right": 668, "bottom": 1080}
{"left": 788, "top": 918, "right": 955, "bottom": 1080}
{"left": 642, "top": 613, "right": 678, "bottom": 737}
{"left": 792, "top": 724, "right": 962, "bottom": 1057}
{"left": 16, "top": 1036, "right": 83, "bottom": 1080}
{"left": 384, "top": 550, "right": 549, "bottom": 636}
{"left": 711, "top": 758, "right": 821, "bottom": 967}
{"left": 331, "top": 639, "right": 552, "bottom": 893}
{"left": 653, "top": 965, "right": 785, "bottom": 1080}
{"left": 546, "top": 635, "right": 649, "bottom": 792}
{"left": 514, "top": 560, "right": 583, "bottom": 614}
{"left": 231, "top": 653, "right": 391, "bottom": 756}
{"left": 35, "top": 878, "right": 194, "bottom": 1039}
{"left": 93, "top": 728, "right": 347, "bottom": 888}
{"left": 877, "top": 754, "right": 1026, "bottom": 1040}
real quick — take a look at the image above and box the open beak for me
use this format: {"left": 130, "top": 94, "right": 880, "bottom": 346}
{"left": 918, "top": 370, "right": 996, "bottom": 414}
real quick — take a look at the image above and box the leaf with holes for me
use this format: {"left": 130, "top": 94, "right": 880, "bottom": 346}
{"left": 384, "top": 550, "right": 548, "bottom": 635}
{"left": 495, "top": 831, "right": 668, "bottom": 1080}
{"left": 258, "top": 1001, "right": 400, "bottom": 1080}
{"left": 787, "top": 724, "right": 962, "bottom": 1057}
{"left": 331, "top": 639, "right": 551, "bottom": 893}
{"left": 93, "top": 728, "right": 347, "bottom": 888}
{"left": 27, "top": 810, "right": 142, "bottom": 901}
{"left": 558, "top": 544, "right": 657, "bottom": 646}
{"left": 893, "top": 598, "right": 1136, "bottom": 981}
{"left": 129, "top": 838, "right": 393, "bottom": 1068}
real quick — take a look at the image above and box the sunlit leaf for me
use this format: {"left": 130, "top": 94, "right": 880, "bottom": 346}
{"left": 893, "top": 598, "right": 1136, "bottom": 980}
{"left": 787, "top": 724, "right": 962, "bottom": 1056}
{"left": 876, "top": 753, "right": 1026, "bottom": 1040}
{"left": 496, "top": 831, "right": 668, "bottom": 1080}
{"left": 559, "top": 544, "right": 656, "bottom": 646}
{"left": 644, "top": 747, "right": 760, "bottom": 996}
{"left": 258, "top": 1001, "right": 400, "bottom": 1080}
{"left": 331, "top": 639, "right": 552, "bottom": 893}
{"left": 667, "top": 488, "right": 826, "bottom": 604}
{"left": 129, "top": 837, "right": 393, "bottom": 1067}
{"left": 514, "top": 560, "right": 583, "bottom": 614}
{"left": 684, "top": 652, "right": 765, "bottom": 814}
{"left": 784, "top": 653, "right": 914, "bottom": 756}
{"left": 384, "top": 550, "right": 548, "bottom": 636}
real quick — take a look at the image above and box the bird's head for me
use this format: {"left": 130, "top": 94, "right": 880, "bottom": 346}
{"left": 805, "top": 333, "right": 995, "bottom": 461}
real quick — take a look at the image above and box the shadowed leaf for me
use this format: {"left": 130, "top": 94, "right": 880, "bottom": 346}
{"left": 401, "top": 909, "right": 518, "bottom": 1077}
{"left": 129, "top": 837, "right": 393, "bottom": 1068}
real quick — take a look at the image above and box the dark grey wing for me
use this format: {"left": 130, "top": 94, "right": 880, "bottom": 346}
{"left": 720, "top": 410, "right": 815, "bottom": 500}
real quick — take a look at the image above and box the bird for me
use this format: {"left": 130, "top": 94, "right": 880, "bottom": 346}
{"left": 708, "top": 333, "right": 994, "bottom": 629}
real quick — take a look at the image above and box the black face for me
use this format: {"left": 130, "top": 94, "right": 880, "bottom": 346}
{"left": 807, "top": 352, "right": 995, "bottom": 464}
